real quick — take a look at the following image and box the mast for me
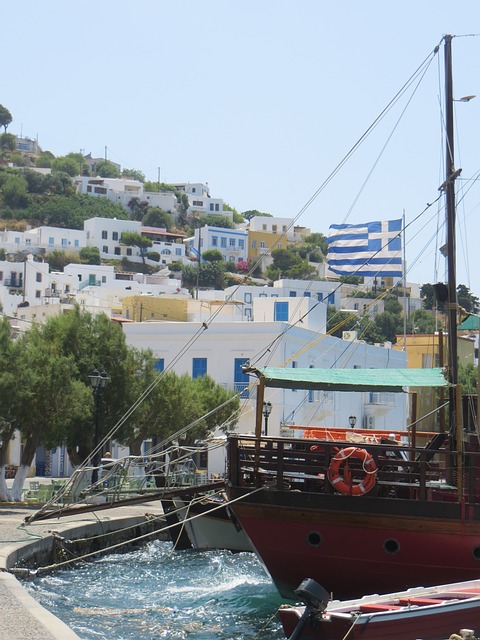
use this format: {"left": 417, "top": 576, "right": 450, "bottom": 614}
{"left": 444, "top": 34, "right": 459, "bottom": 433}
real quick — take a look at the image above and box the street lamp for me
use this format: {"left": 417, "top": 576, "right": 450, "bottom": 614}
{"left": 263, "top": 401, "right": 272, "bottom": 436}
{"left": 89, "top": 369, "right": 109, "bottom": 484}
{"left": 348, "top": 415, "right": 357, "bottom": 429}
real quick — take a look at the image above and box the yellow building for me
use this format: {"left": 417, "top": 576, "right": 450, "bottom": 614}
{"left": 393, "top": 333, "right": 474, "bottom": 430}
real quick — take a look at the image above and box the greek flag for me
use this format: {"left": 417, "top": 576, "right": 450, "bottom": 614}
{"left": 327, "top": 219, "right": 402, "bottom": 277}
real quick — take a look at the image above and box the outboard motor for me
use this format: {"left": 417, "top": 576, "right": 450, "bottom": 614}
{"left": 287, "top": 578, "right": 330, "bottom": 640}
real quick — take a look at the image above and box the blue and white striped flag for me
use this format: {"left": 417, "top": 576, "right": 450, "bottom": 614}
{"left": 327, "top": 219, "right": 402, "bottom": 277}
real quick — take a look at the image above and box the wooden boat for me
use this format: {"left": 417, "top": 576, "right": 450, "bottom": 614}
{"left": 225, "top": 34, "right": 480, "bottom": 602}
{"left": 278, "top": 577, "right": 480, "bottom": 640}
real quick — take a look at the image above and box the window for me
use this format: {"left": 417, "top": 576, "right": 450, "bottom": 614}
{"left": 260, "top": 241, "right": 266, "bottom": 249}
{"left": 154, "top": 358, "right": 165, "bottom": 372}
{"left": 308, "top": 365, "right": 315, "bottom": 403}
{"left": 274, "top": 301, "right": 288, "bottom": 321}
{"left": 238, "top": 239, "right": 244, "bottom": 249}
{"left": 251, "top": 240, "right": 257, "bottom": 248}
{"left": 303, "top": 291, "right": 311, "bottom": 297}
{"left": 244, "top": 293, "right": 252, "bottom": 303}
{"left": 49, "top": 237, "right": 54, "bottom": 246}
{"left": 229, "top": 238, "right": 235, "bottom": 248}
{"left": 244, "top": 308, "right": 252, "bottom": 319}
{"left": 61, "top": 238, "right": 67, "bottom": 246}
{"left": 102, "top": 276, "right": 107, "bottom": 283}
{"left": 74, "top": 239, "right": 79, "bottom": 247}
{"left": 291, "top": 361, "right": 297, "bottom": 392}
{"left": 112, "top": 232, "right": 118, "bottom": 241}
{"left": 354, "top": 303, "right": 359, "bottom": 311}
{"left": 212, "top": 236, "right": 218, "bottom": 246}
{"left": 277, "top": 244, "right": 282, "bottom": 249}
{"left": 94, "top": 186, "right": 107, "bottom": 194}
{"left": 210, "top": 203, "right": 214, "bottom": 211}
{"left": 87, "top": 185, "right": 92, "bottom": 192}
{"left": 215, "top": 203, "right": 219, "bottom": 211}
{"left": 262, "top": 224, "right": 267, "bottom": 230}
{"left": 192, "top": 187, "right": 196, "bottom": 193}
{"left": 103, "top": 245, "right": 108, "bottom": 253}
{"left": 126, "top": 248, "right": 132, "bottom": 256}
{"left": 102, "top": 230, "right": 108, "bottom": 239}
{"left": 328, "top": 292, "right": 335, "bottom": 304}
{"left": 229, "top": 255, "right": 235, "bottom": 261}
{"left": 15, "top": 237, "right": 20, "bottom": 244}
{"left": 272, "top": 225, "right": 277, "bottom": 233}
{"left": 282, "top": 225, "right": 287, "bottom": 232}
{"left": 175, "top": 248, "right": 182, "bottom": 255}
{"left": 234, "top": 358, "right": 250, "bottom": 398}
{"left": 289, "top": 291, "right": 297, "bottom": 297}
{"left": 65, "top": 285, "right": 70, "bottom": 293}
{"left": 220, "top": 237, "right": 227, "bottom": 248}
{"left": 193, "top": 200, "right": 203, "bottom": 207}
{"left": 192, "top": 357, "right": 207, "bottom": 379}
{"left": 0, "top": 272, "right": 3, "bottom": 281}
{"left": 317, "top": 293, "right": 323, "bottom": 302}
{"left": 35, "top": 290, "right": 41, "bottom": 298}
{"left": 36, "top": 272, "right": 42, "bottom": 282}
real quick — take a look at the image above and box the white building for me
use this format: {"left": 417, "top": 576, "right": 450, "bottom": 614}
{"left": 75, "top": 176, "right": 178, "bottom": 213}
{"left": 84, "top": 217, "right": 142, "bottom": 261}
{"left": 0, "top": 226, "right": 86, "bottom": 256}
{"left": 122, "top": 297, "right": 407, "bottom": 475}
{"left": 185, "top": 226, "right": 248, "bottom": 263}
{"left": 171, "top": 182, "right": 230, "bottom": 220}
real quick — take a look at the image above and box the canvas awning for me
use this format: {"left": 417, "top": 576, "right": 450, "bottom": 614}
{"left": 246, "top": 367, "right": 448, "bottom": 393}
{"left": 458, "top": 314, "right": 480, "bottom": 331}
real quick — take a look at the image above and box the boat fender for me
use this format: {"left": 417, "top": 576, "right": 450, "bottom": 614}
{"left": 327, "top": 447, "right": 377, "bottom": 496}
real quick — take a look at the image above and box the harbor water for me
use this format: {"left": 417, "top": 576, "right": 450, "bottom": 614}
{"left": 24, "top": 540, "right": 285, "bottom": 639}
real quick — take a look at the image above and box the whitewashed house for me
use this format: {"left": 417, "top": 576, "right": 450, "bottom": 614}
{"left": 185, "top": 226, "right": 248, "bottom": 264}
{"left": 122, "top": 296, "right": 407, "bottom": 475}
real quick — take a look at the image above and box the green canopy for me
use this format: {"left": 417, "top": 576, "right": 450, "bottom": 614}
{"left": 458, "top": 315, "right": 480, "bottom": 331}
{"left": 247, "top": 367, "right": 448, "bottom": 393}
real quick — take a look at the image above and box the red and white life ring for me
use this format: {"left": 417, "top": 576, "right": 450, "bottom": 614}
{"left": 327, "top": 447, "right": 377, "bottom": 496}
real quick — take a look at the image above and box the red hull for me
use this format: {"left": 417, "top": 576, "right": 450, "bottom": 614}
{"left": 279, "top": 602, "right": 480, "bottom": 640}
{"left": 233, "top": 501, "right": 480, "bottom": 599}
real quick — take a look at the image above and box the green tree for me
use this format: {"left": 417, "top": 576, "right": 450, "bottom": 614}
{"left": 202, "top": 249, "right": 224, "bottom": 262}
{"left": 407, "top": 309, "right": 438, "bottom": 334}
{"left": 35, "top": 151, "right": 55, "bottom": 168}
{"left": 457, "top": 284, "right": 479, "bottom": 314}
{"left": 199, "top": 214, "right": 234, "bottom": 229}
{"left": 458, "top": 362, "right": 477, "bottom": 395}
{"left": 265, "top": 247, "right": 301, "bottom": 280}
{"left": 181, "top": 261, "right": 225, "bottom": 290}
{"left": 44, "top": 250, "right": 80, "bottom": 271}
{"left": 0, "top": 104, "right": 12, "bottom": 132}
{"left": 95, "top": 160, "right": 121, "bottom": 178}
{"left": 122, "top": 168, "right": 145, "bottom": 182}
{"left": 1, "top": 174, "right": 29, "bottom": 208}
{"left": 142, "top": 207, "right": 173, "bottom": 229}
{"left": 326, "top": 305, "right": 357, "bottom": 337}
{"left": 51, "top": 156, "right": 80, "bottom": 177}
{"left": 121, "top": 231, "right": 153, "bottom": 266}
{"left": 0, "top": 132, "right": 16, "bottom": 154}
{"left": 242, "top": 209, "right": 272, "bottom": 220}
{"left": 79, "top": 246, "right": 101, "bottom": 265}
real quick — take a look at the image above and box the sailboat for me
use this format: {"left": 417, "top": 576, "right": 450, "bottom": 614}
{"left": 225, "top": 34, "right": 480, "bottom": 615}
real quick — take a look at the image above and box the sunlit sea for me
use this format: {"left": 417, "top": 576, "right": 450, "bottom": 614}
{"left": 24, "top": 540, "right": 286, "bottom": 639}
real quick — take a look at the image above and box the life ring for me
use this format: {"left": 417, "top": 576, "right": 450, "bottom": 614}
{"left": 327, "top": 447, "right": 377, "bottom": 496}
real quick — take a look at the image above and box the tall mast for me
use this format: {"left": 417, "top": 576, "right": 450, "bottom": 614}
{"left": 444, "top": 34, "right": 459, "bottom": 432}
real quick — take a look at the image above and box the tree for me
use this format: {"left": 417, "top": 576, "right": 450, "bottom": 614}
{"left": 407, "top": 309, "right": 438, "bottom": 334}
{"left": 122, "top": 168, "right": 145, "bottom": 182}
{"left": 199, "top": 214, "right": 234, "bottom": 229}
{"left": 242, "top": 209, "right": 272, "bottom": 220}
{"left": 35, "top": 151, "right": 55, "bottom": 168}
{"left": 202, "top": 249, "right": 224, "bottom": 262}
{"left": 79, "top": 246, "right": 101, "bottom": 265}
{"left": 142, "top": 207, "right": 173, "bottom": 229}
{"left": 327, "top": 305, "right": 357, "bottom": 337}
{"left": 0, "top": 132, "right": 16, "bottom": 154}
{"left": 1, "top": 175, "right": 29, "bottom": 208}
{"left": 265, "top": 247, "right": 301, "bottom": 280}
{"left": 51, "top": 156, "right": 80, "bottom": 177}
{"left": 0, "top": 104, "right": 12, "bottom": 132}
{"left": 457, "top": 284, "right": 479, "bottom": 314}
{"left": 44, "top": 249, "right": 80, "bottom": 271}
{"left": 95, "top": 160, "right": 121, "bottom": 178}
{"left": 121, "top": 231, "right": 153, "bottom": 266}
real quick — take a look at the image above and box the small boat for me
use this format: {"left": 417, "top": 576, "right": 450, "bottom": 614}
{"left": 162, "top": 493, "right": 253, "bottom": 552}
{"left": 278, "top": 577, "right": 479, "bottom": 640}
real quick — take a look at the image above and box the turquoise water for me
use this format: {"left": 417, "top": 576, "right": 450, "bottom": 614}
{"left": 25, "top": 540, "right": 286, "bottom": 639}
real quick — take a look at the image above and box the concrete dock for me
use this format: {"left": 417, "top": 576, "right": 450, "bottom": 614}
{"left": 0, "top": 491, "right": 165, "bottom": 640}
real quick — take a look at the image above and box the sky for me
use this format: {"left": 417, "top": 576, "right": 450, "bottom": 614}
{"left": 3, "top": 1, "right": 480, "bottom": 294}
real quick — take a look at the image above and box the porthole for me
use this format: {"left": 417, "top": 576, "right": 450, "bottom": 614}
{"left": 307, "top": 531, "right": 322, "bottom": 547}
{"left": 384, "top": 538, "right": 400, "bottom": 554}
{"left": 472, "top": 546, "right": 480, "bottom": 560}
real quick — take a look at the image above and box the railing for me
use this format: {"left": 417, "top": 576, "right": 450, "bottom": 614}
{"left": 227, "top": 434, "right": 479, "bottom": 504}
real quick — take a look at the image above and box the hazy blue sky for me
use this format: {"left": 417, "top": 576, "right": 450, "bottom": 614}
{"left": 4, "top": 1, "right": 480, "bottom": 291}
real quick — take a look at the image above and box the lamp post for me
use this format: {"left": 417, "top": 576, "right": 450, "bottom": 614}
{"left": 348, "top": 415, "right": 357, "bottom": 429}
{"left": 263, "top": 401, "right": 272, "bottom": 436}
{"left": 89, "top": 369, "right": 109, "bottom": 484}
